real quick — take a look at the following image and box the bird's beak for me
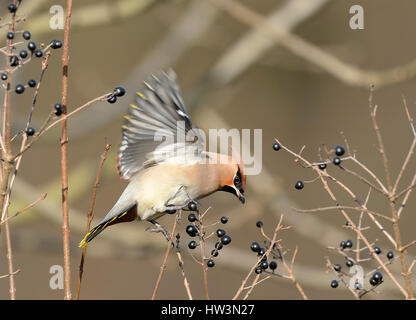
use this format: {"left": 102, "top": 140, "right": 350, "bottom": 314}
{"left": 237, "top": 190, "right": 245, "bottom": 204}
{"left": 219, "top": 185, "right": 245, "bottom": 204}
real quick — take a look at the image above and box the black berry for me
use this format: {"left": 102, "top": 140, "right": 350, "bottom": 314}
{"left": 19, "top": 50, "right": 28, "bottom": 59}
{"left": 333, "top": 157, "right": 342, "bottom": 165}
{"left": 34, "top": 50, "right": 43, "bottom": 58}
{"left": 333, "top": 264, "right": 342, "bottom": 272}
{"left": 221, "top": 235, "right": 232, "bottom": 245}
{"left": 166, "top": 208, "right": 176, "bottom": 214}
{"left": 107, "top": 95, "right": 117, "bottom": 104}
{"left": 215, "top": 242, "right": 223, "bottom": 250}
{"left": 211, "top": 249, "right": 218, "bottom": 257}
{"left": 260, "top": 261, "right": 268, "bottom": 270}
{"left": 318, "top": 162, "right": 327, "bottom": 170}
{"left": 372, "top": 272, "right": 383, "bottom": 283}
{"left": 256, "top": 221, "right": 263, "bottom": 228}
{"left": 258, "top": 247, "right": 266, "bottom": 256}
{"left": 188, "top": 201, "right": 197, "bottom": 211}
{"left": 345, "top": 240, "right": 353, "bottom": 248}
{"left": 28, "top": 79, "right": 36, "bottom": 87}
{"left": 22, "top": 31, "right": 31, "bottom": 40}
{"left": 7, "top": 32, "right": 14, "bottom": 40}
{"left": 1, "top": 73, "right": 7, "bottom": 81}
{"left": 255, "top": 267, "right": 262, "bottom": 274}
{"left": 50, "top": 39, "right": 62, "bottom": 49}
{"left": 187, "top": 213, "right": 197, "bottom": 222}
{"left": 335, "top": 145, "right": 345, "bottom": 156}
{"left": 8, "top": 3, "right": 17, "bottom": 13}
{"left": 269, "top": 261, "right": 277, "bottom": 270}
{"left": 374, "top": 246, "right": 382, "bottom": 255}
{"left": 10, "top": 55, "right": 19, "bottom": 67}
{"left": 340, "top": 240, "right": 347, "bottom": 249}
{"left": 188, "top": 240, "right": 197, "bottom": 250}
{"left": 369, "top": 277, "right": 378, "bottom": 286}
{"left": 54, "top": 103, "right": 63, "bottom": 116}
{"left": 207, "top": 260, "right": 215, "bottom": 268}
{"left": 216, "top": 229, "right": 226, "bottom": 237}
{"left": 185, "top": 225, "right": 198, "bottom": 237}
{"left": 114, "top": 86, "right": 126, "bottom": 97}
{"left": 346, "top": 259, "right": 354, "bottom": 267}
{"left": 26, "top": 127, "right": 35, "bottom": 136}
{"left": 272, "top": 142, "right": 281, "bottom": 151}
{"left": 295, "top": 180, "right": 304, "bottom": 190}
{"left": 15, "top": 84, "right": 24, "bottom": 94}
{"left": 330, "top": 280, "right": 339, "bottom": 288}
{"left": 220, "top": 216, "right": 228, "bottom": 224}
{"left": 28, "top": 41, "right": 36, "bottom": 52}
{"left": 250, "top": 242, "right": 260, "bottom": 253}
{"left": 387, "top": 251, "right": 394, "bottom": 260}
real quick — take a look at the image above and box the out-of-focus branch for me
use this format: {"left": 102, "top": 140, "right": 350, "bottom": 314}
{"left": 208, "top": 0, "right": 416, "bottom": 88}
{"left": 19, "top": 0, "right": 158, "bottom": 36}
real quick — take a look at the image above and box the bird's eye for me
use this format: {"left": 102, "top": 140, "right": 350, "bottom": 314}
{"left": 234, "top": 174, "right": 242, "bottom": 189}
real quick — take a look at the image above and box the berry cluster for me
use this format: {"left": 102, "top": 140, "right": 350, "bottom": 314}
{"left": 107, "top": 86, "right": 126, "bottom": 104}
{"left": 1, "top": 32, "right": 63, "bottom": 94}
{"left": 248, "top": 221, "right": 280, "bottom": 275}
{"left": 1, "top": 3, "right": 67, "bottom": 137}
{"left": 184, "top": 201, "right": 232, "bottom": 268}
{"left": 329, "top": 238, "right": 396, "bottom": 296}
{"left": 273, "top": 142, "right": 349, "bottom": 190}
{"left": 1, "top": 2, "right": 127, "bottom": 136}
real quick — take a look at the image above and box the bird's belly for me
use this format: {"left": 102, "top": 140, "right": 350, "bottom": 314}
{"left": 137, "top": 183, "right": 192, "bottom": 221}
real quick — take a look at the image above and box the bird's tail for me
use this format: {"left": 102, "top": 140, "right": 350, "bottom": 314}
{"left": 79, "top": 210, "right": 132, "bottom": 248}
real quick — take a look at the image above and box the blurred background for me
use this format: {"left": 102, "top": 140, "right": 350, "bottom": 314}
{"left": 0, "top": 0, "right": 415, "bottom": 299}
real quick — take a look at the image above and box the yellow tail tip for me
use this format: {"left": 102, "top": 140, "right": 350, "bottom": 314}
{"left": 78, "top": 235, "right": 89, "bottom": 248}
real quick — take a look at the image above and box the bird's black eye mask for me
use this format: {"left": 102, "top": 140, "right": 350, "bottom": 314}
{"left": 233, "top": 168, "right": 244, "bottom": 193}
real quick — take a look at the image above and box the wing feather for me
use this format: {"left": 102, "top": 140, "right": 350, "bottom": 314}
{"left": 117, "top": 69, "right": 205, "bottom": 180}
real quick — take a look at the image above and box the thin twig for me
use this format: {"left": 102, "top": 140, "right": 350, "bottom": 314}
{"left": 233, "top": 215, "right": 283, "bottom": 300}
{"left": 11, "top": 93, "right": 111, "bottom": 161}
{"left": 0, "top": 193, "right": 46, "bottom": 226}
{"left": 198, "top": 209, "right": 210, "bottom": 300}
{"left": 151, "top": 211, "right": 180, "bottom": 300}
{"left": 295, "top": 205, "right": 393, "bottom": 223}
{"left": 75, "top": 143, "right": 110, "bottom": 300}
{"left": 392, "top": 96, "right": 416, "bottom": 194}
{"left": 280, "top": 246, "right": 308, "bottom": 300}
{"left": 175, "top": 234, "right": 193, "bottom": 300}
{"left": 0, "top": 269, "right": 20, "bottom": 280}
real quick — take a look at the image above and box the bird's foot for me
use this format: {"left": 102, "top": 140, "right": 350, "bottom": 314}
{"left": 146, "top": 220, "right": 171, "bottom": 243}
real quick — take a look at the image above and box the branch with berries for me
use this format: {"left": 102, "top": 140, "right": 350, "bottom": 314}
{"left": 233, "top": 215, "right": 307, "bottom": 300}
{"left": 0, "top": 1, "right": 126, "bottom": 299}
{"left": 272, "top": 88, "right": 416, "bottom": 299}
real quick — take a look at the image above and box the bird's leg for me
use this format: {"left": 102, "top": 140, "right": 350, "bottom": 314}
{"left": 146, "top": 219, "right": 171, "bottom": 242}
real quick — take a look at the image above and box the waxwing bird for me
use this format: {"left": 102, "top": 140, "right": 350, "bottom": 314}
{"left": 79, "top": 69, "right": 246, "bottom": 248}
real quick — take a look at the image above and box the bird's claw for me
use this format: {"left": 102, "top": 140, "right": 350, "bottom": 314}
{"left": 146, "top": 224, "right": 171, "bottom": 242}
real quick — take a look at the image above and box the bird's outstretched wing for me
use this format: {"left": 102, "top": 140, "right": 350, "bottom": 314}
{"left": 117, "top": 69, "right": 206, "bottom": 180}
